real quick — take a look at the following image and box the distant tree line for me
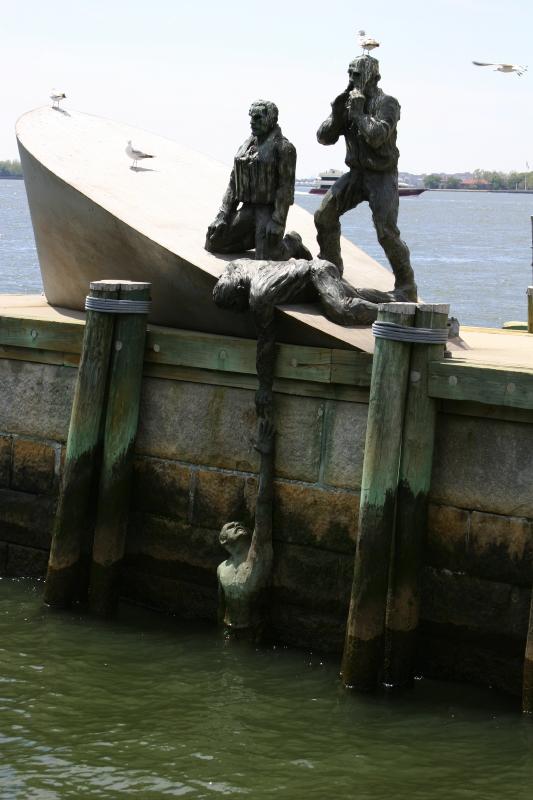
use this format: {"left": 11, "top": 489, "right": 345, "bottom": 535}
{"left": 423, "top": 169, "right": 533, "bottom": 190}
{"left": 0, "top": 160, "right": 23, "bottom": 177}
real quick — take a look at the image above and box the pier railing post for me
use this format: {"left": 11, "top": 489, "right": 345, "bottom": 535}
{"left": 44, "top": 280, "right": 120, "bottom": 607}
{"left": 341, "top": 302, "right": 416, "bottom": 691}
{"left": 384, "top": 303, "right": 450, "bottom": 687}
{"left": 89, "top": 281, "right": 151, "bottom": 616}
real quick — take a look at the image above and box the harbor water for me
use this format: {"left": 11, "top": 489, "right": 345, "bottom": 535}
{"left": 1, "top": 179, "right": 533, "bottom": 797}
{"left": 1, "top": 579, "right": 533, "bottom": 799}
{"left": 2, "top": 179, "right": 533, "bottom": 326}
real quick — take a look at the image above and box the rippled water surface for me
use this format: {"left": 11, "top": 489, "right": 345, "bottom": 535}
{"left": 1, "top": 579, "right": 532, "bottom": 799}
{"left": 0, "top": 180, "right": 41, "bottom": 294}
{"left": 297, "top": 189, "right": 533, "bottom": 327}
{"left": 1, "top": 178, "right": 533, "bottom": 327}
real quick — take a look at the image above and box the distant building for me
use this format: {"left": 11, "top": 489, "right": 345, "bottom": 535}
{"left": 460, "top": 178, "right": 490, "bottom": 190}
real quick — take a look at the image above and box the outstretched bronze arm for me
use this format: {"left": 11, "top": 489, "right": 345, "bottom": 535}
{"left": 255, "top": 320, "right": 276, "bottom": 418}
{"left": 249, "top": 418, "right": 275, "bottom": 561}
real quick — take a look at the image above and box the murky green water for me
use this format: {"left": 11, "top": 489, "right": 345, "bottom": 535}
{"left": 1, "top": 579, "right": 532, "bottom": 799}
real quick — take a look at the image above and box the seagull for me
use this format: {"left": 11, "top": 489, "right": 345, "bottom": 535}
{"left": 50, "top": 90, "right": 66, "bottom": 109}
{"left": 358, "top": 30, "right": 380, "bottom": 55}
{"left": 126, "top": 140, "right": 155, "bottom": 169}
{"left": 472, "top": 61, "right": 527, "bottom": 76}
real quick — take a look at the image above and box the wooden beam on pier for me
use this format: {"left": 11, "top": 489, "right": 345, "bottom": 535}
{"left": 428, "top": 361, "right": 533, "bottom": 411}
{"left": 0, "top": 309, "right": 372, "bottom": 388}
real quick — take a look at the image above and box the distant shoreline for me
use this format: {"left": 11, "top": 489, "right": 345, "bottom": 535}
{"left": 0, "top": 175, "right": 23, "bottom": 181}
{"left": 425, "top": 188, "right": 533, "bottom": 195}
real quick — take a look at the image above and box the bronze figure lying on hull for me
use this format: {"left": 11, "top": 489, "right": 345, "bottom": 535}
{"left": 214, "top": 257, "right": 401, "bottom": 417}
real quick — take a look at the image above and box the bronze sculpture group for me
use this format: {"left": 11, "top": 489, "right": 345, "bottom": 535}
{"left": 211, "top": 54, "right": 417, "bottom": 640}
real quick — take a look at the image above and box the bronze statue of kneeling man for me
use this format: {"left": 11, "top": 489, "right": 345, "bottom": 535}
{"left": 205, "top": 100, "right": 311, "bottom": 261}
{"left": 217, "top": 419, "right": 275, "bottom": 640}
{"left": 214, "top": 257, "right": 401, "bottom": 417}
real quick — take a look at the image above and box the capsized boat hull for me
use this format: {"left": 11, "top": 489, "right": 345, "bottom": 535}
{"left": 17, "top": 107, "right": 395, "bottom": 349}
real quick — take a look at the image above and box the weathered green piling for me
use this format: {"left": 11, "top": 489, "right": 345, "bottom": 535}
{"left": 89, "top": 281, "right": 151, "bottom": 617}
{"left": 384, "top": 303, "right": 449, "bottom": 687}
{"left": 527, "top": 287, "right": 533, "bottom": 334}
{"left": 44, "top": 281, "right": 120, "bottom": 607}
{"left": 341, "top": 302, "right": 416, "bottom": 691}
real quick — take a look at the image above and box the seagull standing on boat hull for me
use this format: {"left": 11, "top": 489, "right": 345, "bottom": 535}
{"left": 50, "top": 90, "right": 66, "bottom": 110}
{"left": 472, "top": 61, "right": 527, "bottom": 76}
{"left": 126, "top": 140, "right": 155, "bottom": 169}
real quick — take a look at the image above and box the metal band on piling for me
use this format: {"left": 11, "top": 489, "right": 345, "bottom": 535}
{"left": 85, "top": 297, "right": 152, "bottom": 314}
{"left": 372, "top": 321, "right": 448, "bottom": 344}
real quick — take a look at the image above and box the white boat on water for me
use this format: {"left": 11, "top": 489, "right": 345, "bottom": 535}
{"left": 309, "top": 171, "right": 425, "bottom": 197}
{"left": 309, "top": 170, "right": 344, "bottom": 195}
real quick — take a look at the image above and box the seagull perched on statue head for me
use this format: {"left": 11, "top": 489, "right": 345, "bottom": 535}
{"left": 472, "top": 61, "right": 527, "bottom": 76}
{"left": 50, "top": 90, "right": 66, "bottom": 110}
{"left": 126, "top": 140, "right": 155, "bottom": 169}
{"left": 357, "top": 30, "right": 380, "bottom": 55}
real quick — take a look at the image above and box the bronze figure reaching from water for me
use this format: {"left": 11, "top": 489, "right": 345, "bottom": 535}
{"left": 314, "top": 54, "right": 417, "bottom": 301}
{"left": 205, "top": 100, "right": 311, "bottom": 261}
{"left": 217, "top": 418, "right": 275, "bottom": 639}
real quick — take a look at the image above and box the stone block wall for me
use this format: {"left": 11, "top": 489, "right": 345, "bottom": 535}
{"left": 123, "top": 377, "right": 365, "bottom": 653}
{"left": 0, "top": 359, "right": 365, "bottom": 653}
{"left": 0, "top": 356, "right": 532, "bottom": 697}
{"left": 419, "top": 411, "right": 533, "bottom": 695}
{"left": 0, "top": 432, "right": 60, "bottom": 577}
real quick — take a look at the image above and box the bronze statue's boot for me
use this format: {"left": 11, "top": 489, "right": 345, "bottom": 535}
{"left": 316, "top": 236, "right": 344, "bottom": 275}
{"left": 392, "top": 282, "right": 418, "bottom": 302}
{"left": 392, "top": 264, "right": 418, "bottom": 301}
{"left": 283, "top": 231, "right": 313, "bottom": 260}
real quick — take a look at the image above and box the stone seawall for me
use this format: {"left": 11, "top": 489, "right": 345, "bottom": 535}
{"left": 1, "top": 339, "right": 532, "bottom": 698}
{"left": 0, "top": 358, "right": 365, "bottom": 653}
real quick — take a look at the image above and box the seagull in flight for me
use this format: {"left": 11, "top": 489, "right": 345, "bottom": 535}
{"left": 126, "top": 140, "right": 155, "bottom": 169}
{"left": 357, "top": 30, "right": 380, "bottom": 55}
{"left": 50, "top": 90, "right": 66, "bottom": 109}
{"left": 472, "top": 61, "right": 527, "bottom": 76}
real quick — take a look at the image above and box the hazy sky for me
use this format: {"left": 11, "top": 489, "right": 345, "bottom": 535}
{"left": 1, "top": 0, "right": 531, "bottom": 176}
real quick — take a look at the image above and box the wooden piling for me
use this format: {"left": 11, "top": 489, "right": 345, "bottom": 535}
{"left": 527, "top": 287, "right": 533, "bottom": 334}
{"left": 384, "top": 303, "right": 450, "bottom": 687}
{"left": 523, "top": 593, "right": 533, "bottom": 714}
{"left": 341, "top": 302, "right": 416, "bottom": 691}
{"left": 89, "top": 281, "right": 151, "bottom": 616}
{"left": 44, "top": 281, "right": 120, "bottom": 607}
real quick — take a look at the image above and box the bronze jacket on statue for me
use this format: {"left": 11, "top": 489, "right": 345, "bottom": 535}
{"left": 220, "top": 125, "right": 296, "bottom": 226}
{"left": 317, "top": 88, "right": 400, "bottom": 173}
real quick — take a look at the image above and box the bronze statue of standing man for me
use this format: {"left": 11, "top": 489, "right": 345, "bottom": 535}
{"left": 314, "top": 55, "right": 417, "bottom": 301}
